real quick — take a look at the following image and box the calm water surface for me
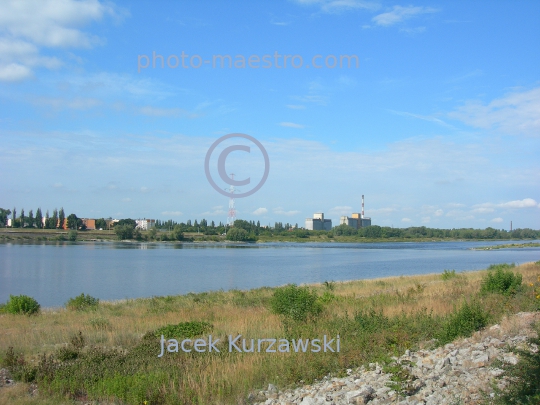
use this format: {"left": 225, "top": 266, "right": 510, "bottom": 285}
{"left": 1, "top": 240, "right": 539, "bottom": 307}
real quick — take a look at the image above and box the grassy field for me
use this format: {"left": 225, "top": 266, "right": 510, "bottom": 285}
{"left": 1, "top": 261, "right": 540, "bottom": 404}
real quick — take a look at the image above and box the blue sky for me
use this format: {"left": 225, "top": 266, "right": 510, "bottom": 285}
{"left": 1, "top": 0, "right": 539, "bottom": 229}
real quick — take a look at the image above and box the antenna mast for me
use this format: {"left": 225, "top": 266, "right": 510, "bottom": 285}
{"left": 227, "top": 173, "right": 236, "bottom": 227}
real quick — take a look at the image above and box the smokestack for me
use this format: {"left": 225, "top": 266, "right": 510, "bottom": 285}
{"left": 361, "top": 195, "right": 364, "bottom": 219}
{"left": 510, "top": 221, "right": 512, "bottom": 232}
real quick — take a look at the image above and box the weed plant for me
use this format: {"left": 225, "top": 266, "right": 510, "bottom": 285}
{"left": 65, "top": 293, "right": 100, "bottom": 311}
{"left": 3, "top": 294, "right": 40, "bottom": 315}
{"left": 480, "top": 263, "right": 523, "bottom": 295}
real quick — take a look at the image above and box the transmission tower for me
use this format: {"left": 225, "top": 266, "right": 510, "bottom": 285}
{"left": 227, "top": 173, "right": 236, "bottom": 227}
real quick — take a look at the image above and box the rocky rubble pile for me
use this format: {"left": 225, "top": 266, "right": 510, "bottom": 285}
{"left": 252, "top": 312, "right": 539, "bottom": 405}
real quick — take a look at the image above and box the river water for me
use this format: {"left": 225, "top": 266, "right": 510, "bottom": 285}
{"left": 1, "top": 240, "right": 539, "bottom": 307}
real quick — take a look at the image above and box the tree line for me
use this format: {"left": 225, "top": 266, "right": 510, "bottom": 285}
{"left": 2, "top": 207, "right": 538, "bottom": 241}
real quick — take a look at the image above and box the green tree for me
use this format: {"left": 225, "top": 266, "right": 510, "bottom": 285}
{"left": 67, "top": 214, "right": 78, "bottom": 229}
{"left": 28, "top": 210, "right": 34, "bottom": 228}
{"left": 19, "top": 208, "right": 25, "bottom": 227}
{"left": 52, "top": 208, "right": 58, "bottom": 228}
{"left": 226, "top": 228, "right": 257, "bottom": 241}
{"left": 95, "top": 218, "right": 107, "bottom": 230}
{"left": 116, "top": 218, "right": 136, "bottom": 228}
{"left": 172, "top": 225, "right": 184, "bottom": 241}
{"left": 35, "top": 208, "right": 43, "bottom": 229}
{"left": 59, "top": 207, "right": 65, "bottom": 229}
{"left": 115, "top": 224, "right": 134, "bottom": 240}
{"left": 0, "top": 208, "right": 11, "bottom": 227}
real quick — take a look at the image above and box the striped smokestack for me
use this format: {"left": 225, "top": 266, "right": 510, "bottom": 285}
{"left": 361, "top": 195, "right": 364, "bottom": 219}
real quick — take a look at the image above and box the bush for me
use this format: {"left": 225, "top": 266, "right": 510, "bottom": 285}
{"left": 152, "top": 321, "right": 213, "bottom": 339}
{"left": 66, "top": 293, "right": 99, "bottom": 311}
{"left": 480, "top": 263, "right": 522, "bottom": 295}
{"left": 270, "top": 284, "right": 323, "bottom": 322}
{"left": 439, "top": 300, "right": 489, "bottom": 344}
{"left": 4, "top": 294, "right": 40, "bottom": 315}
{"left": 226, "top": 228, "right": 257, "bottom": 241}
{"left": 354, "top": 308, "right": 390, "bottom": 333}
{"left": 114, "top": 224, "right": 134, "bottom": 240}
{"left": 441, "top": 269, "right": 457, "bottom": 280}
{"left": 67, "top": 230, "right": 77, "bottom": 241}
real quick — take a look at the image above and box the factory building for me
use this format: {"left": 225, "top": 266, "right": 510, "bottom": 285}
{"left": 305, "top": 212, "right": 332, "bottom": 231}
{"left": 339, "top": 195, "right": 372, "bottom": 229}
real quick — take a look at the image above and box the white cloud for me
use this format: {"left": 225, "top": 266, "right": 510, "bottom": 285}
{"left": 279, "top": 122, "right": 305, "bottom": 129}
{"left": 471, "top": 207, "right": 495, "bottom": 214}
{"left": 0, "top": 0, "right": 124, "bottom": 81}
{"left": 200, "top": 207, "right": 226, "bottom": 216}
{"left": 491, "top": 217, "right": 503, "bottom": 223}
{"left": 499, "top": 198, "right": 538, "bottom": 209}
{"left": 389, "top": 109, "right": 454, "bottom": 128}
{"left": 329, "top": 206, "right": 353, "bottom": 215}
{"left": 401, "top": 217, "right": 411, "bottom": 222}
{"left": 253, "top": 207, "right": 268, "bottom": 215}
{"left": 0, "top": 63, "right": 33, "bottom": 82}
{"left": 434, "top": 209, "right": 444, "bottom": 216}
{"left": 161, "top": 211, "right": 183, "bottom": 216}
{"left": 293, "top": 0, "right": 380, "bottom": 13}
{"left": 373, "top": 5, "right": 437, "bottom": 26}
{"left": 273, "top": 207, "right": 301, "bottom": 216}
{"left": 449, "top": 87, "right": 540, "bottom": 136}
{"left": 475, "top": 198, "right": 539, "bottom": 210}
{"left": 369, "top": 207, "right": 397, "bottom": 215}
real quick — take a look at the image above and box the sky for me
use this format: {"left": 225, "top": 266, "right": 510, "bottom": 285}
{"left": 1, "top": 0, "right": 539, "bottom": 229}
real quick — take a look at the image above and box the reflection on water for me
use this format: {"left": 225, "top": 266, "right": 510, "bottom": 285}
{"left": 1, "top": 240, "right": 539, "bottom": 307}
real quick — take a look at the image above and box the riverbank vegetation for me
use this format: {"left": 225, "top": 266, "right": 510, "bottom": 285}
{"left": 473, "top": 242, "right": 540, "bottom": 250}
{"left": 1, "top": 220, "right": 540, "bottom": 245}
{"left": 1, "top": 261, "right": 539, "bottom": 404}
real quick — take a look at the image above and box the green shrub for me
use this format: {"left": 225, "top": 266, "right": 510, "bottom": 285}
{"left": 152, "top": 321, "right": 213, "bottom": 339}
{"left": 270, "top": 284, "right": 323, "bottom": 322}
{"left": 65, "top": 293, "right": 99, "bottom": 311}
{"left": 67, "top": 230, "right": 77, "bottom": 241}
{"left": 441, "top": 269, "right": 457, "bottom": 280}
{"left": 480, "top": 263, "right": 522, "bottom": 295}
{"left": 4, "top": 294, "right": 40, "bottom": 315}
{"left": 226, "top": 228, "right": 257, "bottom": 241}
{"left": 354, "top": 308, "right": 390, "bottom": 333}
{"left": 439, "top": 300, "right": 489, "bottom": 344}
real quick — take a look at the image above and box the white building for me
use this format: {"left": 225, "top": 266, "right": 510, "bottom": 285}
{"left": 305, "top": 213, "right": 332, "bottom": 231}
{"left": 135, "top": 219, "right": 156, "bottom": 230}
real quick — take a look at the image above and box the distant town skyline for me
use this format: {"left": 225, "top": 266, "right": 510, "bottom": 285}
{"left": 1, "top": 1, "right": 539, "bottom": 229}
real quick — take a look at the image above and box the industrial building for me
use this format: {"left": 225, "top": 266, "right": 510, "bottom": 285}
{"left": 305, "top": 212, "right": 332, "bottom": 231}
{"left": 339, "top": 195, "right": 372, "bottom": 229}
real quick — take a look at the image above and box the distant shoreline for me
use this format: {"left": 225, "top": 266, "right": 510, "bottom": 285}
{"left": 1, "top": 228, "right": 540, "bottom": 245}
